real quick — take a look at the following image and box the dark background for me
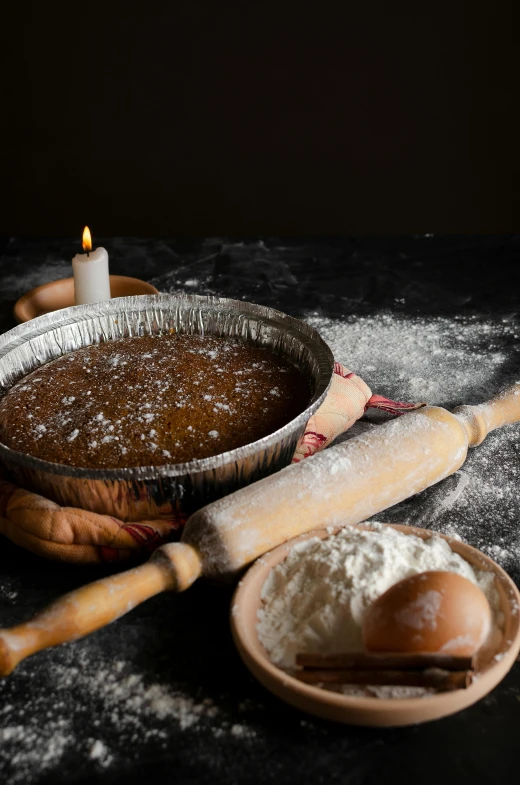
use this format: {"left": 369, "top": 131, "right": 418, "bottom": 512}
{"left": 1, "top": 1, "right": 517, "bottom": 238}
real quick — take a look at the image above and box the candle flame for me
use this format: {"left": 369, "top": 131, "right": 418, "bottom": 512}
{"left": 82, "top": 226, "right": 92, "bottom": 253}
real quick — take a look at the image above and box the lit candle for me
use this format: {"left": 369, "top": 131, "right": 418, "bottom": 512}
{"left": 72, "top": 226, "right": 111, "bottom": 305}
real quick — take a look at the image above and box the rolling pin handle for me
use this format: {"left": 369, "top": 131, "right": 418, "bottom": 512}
{"left": 0, "top": 542, "right": 202, "bottom": 677}
{"left": 151, "top": 541, "right": 202, "bottom": 591}
{"left": 454, "top": 382, "right": 520, "bottom": 446}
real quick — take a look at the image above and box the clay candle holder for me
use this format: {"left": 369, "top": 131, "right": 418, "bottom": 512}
{"left": 13, "top": 275, "right": 160, "bottom": 323}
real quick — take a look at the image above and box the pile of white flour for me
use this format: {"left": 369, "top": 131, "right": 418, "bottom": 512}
{"left": 257, "top": 524, "right": 498, "bottom": 670}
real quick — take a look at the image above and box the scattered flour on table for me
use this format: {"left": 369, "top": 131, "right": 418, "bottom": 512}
{"left": 305, "top": 311, "right": 520, "bottom": 407}
{"left": 257, "top": 523, "right": 499, "bottom": 670}
{"left": 0, "top": 648, "right": 257, "bottom": 785}
{"left": 0, "top": 577, "right": 19, "bottom": 602}
{"left": 88, "top": 739, "right": 112, "bottom": 766}
{"left": 305, "top": 312, "right": 520, "bottom": 577}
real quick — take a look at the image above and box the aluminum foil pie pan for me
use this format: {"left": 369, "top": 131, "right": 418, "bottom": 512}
{"left": 0, "top": 295, "right": 334, "bottom": 520}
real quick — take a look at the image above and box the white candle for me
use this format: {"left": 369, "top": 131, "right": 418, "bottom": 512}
{"left": 72, "top": 226, "right": 111, "bottom": 305}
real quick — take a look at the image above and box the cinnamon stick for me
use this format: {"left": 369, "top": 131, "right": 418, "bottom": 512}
{"left": 294, "top": 667, "right": 474, "bottom": 691}
{"left": 295, "top": 652, "right": 475, "bottom": 672}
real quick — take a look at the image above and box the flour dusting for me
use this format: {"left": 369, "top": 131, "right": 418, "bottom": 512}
{"left": 305, "top": 312, "right": 520, "bottom": 408}
{"left": 0, "top": 646, "right": 257, "bottom": 784}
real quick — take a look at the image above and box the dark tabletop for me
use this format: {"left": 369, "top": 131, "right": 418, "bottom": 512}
{"left": 1, "top": 236, "right": 519, "bottom": 785}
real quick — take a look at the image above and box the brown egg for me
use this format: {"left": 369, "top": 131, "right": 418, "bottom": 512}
{"left": 362, "top": 571, "right": 492, "bottom": 655}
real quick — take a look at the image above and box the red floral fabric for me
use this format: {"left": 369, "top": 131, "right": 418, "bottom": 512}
{"left": 293, "top": 363, "right": 424, "bottom": 462}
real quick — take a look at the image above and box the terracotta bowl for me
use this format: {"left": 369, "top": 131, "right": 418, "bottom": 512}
{"left": 13, "top": 275, "right": 159, "bottom": 323}
{"left": 231, "top": 522, "right": 520, "bottom": 727}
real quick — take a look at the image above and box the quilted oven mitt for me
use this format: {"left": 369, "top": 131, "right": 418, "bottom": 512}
{"left": 0, "top": 363, "right": 423, "bottom": 563}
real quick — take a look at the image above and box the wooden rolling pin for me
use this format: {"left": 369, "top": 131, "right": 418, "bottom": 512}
{"left": 1, "top": 385, "right": 519, "bottom": 676}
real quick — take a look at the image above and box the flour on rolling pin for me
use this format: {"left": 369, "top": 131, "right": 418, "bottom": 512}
{"left": 185, "top": 407, "right": 469, "bottom": 577}
{"left": 256, "top": 524, "right": 500, "bottom": 698}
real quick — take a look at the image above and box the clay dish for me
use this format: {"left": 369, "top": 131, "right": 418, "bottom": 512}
{"left": 231, "top": 522, "right": 520, "bottom": 727}
{"left": 13, "top": 275, "right": 159, "bottom": 323}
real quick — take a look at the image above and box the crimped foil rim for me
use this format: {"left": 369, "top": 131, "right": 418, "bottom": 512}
{"left": 0, "top": 294, "right": 334, "bottom": 481}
